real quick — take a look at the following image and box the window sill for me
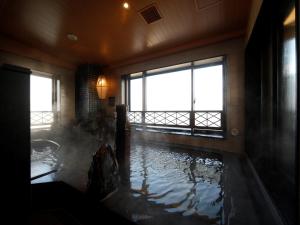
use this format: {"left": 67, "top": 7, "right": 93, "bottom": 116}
{"left": 132, "top": 125, "right": 225, "bottom": 139}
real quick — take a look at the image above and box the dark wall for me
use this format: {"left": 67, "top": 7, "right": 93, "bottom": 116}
{"left": 245, "top": 1, "right": 298, "bottom": 225}
{"left": 0, "top": 64, "right": 31, "bottom": 224}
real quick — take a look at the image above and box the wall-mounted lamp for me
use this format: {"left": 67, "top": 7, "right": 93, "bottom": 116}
{"left": 96, "top": 75, "right": 108, "bottom": 100}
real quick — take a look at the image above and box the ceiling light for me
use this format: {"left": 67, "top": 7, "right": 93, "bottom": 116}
{"left": 67, "top": 33, "right": 78, "bottom": 41}
{"left": 284, "top": 7, "right": 295, "bottom": 26}
{"left": 123, "top": 2, "right": 129, "bottom": 9}
{"left": 96, "top": 75, "right": 108, "bottom": 100}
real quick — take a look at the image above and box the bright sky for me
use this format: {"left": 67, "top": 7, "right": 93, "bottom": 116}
{"left": 146, "top": 69, "right": 191, "bottom": 111}
{"left": 130, "top": 65, "right": 223, "bottom": 111}
{"left": 30, "top": 75, "right": 52, "bottom": 111}
{"left": 194, "top": 65, "right": 223, "bottom": 110}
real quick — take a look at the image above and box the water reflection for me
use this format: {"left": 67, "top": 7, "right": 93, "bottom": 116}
{"left": 130, "top": 145, "right": 223, "bottom": 222}
{"left": 30, "top": 136, "right": 224, "bottom": 224}
{"left": 105, "top": 143, "right": 224, "bottom": 225}
{"left": 31, "top": 139, "right": 61, "bottom": 181}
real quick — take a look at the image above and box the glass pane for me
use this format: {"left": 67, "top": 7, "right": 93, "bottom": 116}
{"left": 130, "top": 78, "right": 143, "bottom": 111}
{"left": 194, "top": 65, "right": 223, "bottom": 110}
{"left": 146, "top": 69, "right": 191, "bottom": 111}
{"left": 30, "top": 75, "right": 52, "bottom": 111}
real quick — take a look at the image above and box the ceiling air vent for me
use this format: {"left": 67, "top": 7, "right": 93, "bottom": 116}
{"left": 139, "top": 4, "right": 162, "bottom": 24}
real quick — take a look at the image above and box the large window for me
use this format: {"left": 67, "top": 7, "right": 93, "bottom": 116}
{"left": 30, "top": 72, "right": 60, "bottom": 129}
{"left": 125, "top": 56, "right": 225, "bottom": 136}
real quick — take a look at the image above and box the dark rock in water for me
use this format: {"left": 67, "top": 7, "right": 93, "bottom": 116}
{"left": 87, "top": 144, "right": 119, "bottom": 201}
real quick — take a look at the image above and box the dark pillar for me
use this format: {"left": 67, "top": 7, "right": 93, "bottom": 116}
{"left": 115, "top": 104, "right": 127, "bottom": 161}
{"left": 0, "top": 64, "right": 31, "bottom": 224}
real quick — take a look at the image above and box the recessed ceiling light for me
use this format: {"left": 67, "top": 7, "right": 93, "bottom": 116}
{"left": 67, "top": 33, "right": 78, "bottom": 41}
{"left": 123, "top": 2, "right": 129, "bottom": 9}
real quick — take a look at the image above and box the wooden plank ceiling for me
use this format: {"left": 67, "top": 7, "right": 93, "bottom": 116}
{"left": 0, "top": 0, "right": 252, "bottom": 67}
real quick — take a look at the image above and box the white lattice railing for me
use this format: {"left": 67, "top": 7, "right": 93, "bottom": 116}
{"left": 128, "top": 111, "right": 223, "bottom": 130}
{"left": 31, "top": 111, "right": 55, "bottom": 125}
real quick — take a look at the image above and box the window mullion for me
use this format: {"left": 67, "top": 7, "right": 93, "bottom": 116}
{"left": 191, "top": 64, "right": 194, "bottom": 112}
{"left": 128, "top": 78, "right": 131, "bottom": 111}
{"left": 52, "top": 77, "right": 57, "bottom": 124}
{"left": 191, "top": 64, "right": 195, "bottom": 134}
{"left": 142, "top": 72, "right": 146, "bottom": 124}
{"left": 222, "top": 59, "right": 226, "bottom": 132}
{"left": 52, "top": 77, "right": 56, "bottom": 112}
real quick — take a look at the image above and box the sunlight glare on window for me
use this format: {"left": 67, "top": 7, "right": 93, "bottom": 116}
{"left": 146, "top": 69, "right": 191, "bottom": 111}
{"left": 194, "top": 65, "right": 223, "bottom": 110}
{"left": 30, "top": 75, "right": 52, "bottom": 111}
{"left": 130, "top": 78, "right": 143, "bottom": 111}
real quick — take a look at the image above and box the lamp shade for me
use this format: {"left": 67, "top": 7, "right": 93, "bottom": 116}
{"left": 96, "top": 75, "right": 108, "bottom": 99}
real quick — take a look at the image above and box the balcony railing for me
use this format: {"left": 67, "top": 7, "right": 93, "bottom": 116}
{"left": 128, "top": 111, "right": 224, "bottom": 133}
{"left": 31, "top": 111, "right": 55, "bottom": 125}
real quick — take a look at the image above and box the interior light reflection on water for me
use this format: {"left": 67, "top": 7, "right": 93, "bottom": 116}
{"left": 129, "top": 145, "right": 224, "bottom": 224}
{"left": 31, "top": 140, "right": 61, "bottom": 181}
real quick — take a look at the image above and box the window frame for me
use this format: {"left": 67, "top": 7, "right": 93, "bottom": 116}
{"left": 123, "top": 56, "right": 227, "bottom": 137}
